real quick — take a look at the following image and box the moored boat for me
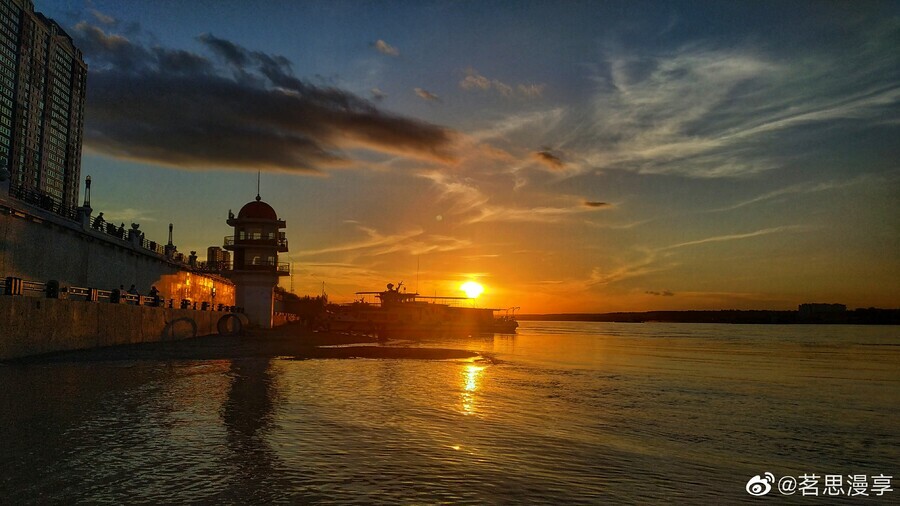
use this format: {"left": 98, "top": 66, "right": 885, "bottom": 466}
{"left": 325, "top": 282, "right": 517, "bottom": 338}
{"left": 493, "top": 307, "right": 520, "bottom": 333}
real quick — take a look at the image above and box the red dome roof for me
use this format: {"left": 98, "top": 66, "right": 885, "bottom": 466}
{"left": 237, "top": 199, "right": 277, "bottom": 220}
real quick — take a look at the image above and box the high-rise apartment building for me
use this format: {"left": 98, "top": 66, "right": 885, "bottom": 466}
{"left": 207, "top": 246, "right": 232, "bottom": 271}
{"left": 0, "top": 0, "right": 86, "bottom": 216}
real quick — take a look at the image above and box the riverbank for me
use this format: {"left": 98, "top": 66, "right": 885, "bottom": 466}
{"left": 519, "top": 307, "right": 900, "bottom": 324}
{"left": 8, "top": 322, "right": 480, "bottom": 363}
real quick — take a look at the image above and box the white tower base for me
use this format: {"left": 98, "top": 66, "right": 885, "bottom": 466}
{"left": 230, "top": 272, "right": 278, "bottom": 329}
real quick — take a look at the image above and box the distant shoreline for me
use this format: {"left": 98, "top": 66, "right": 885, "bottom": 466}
{"left": 518, "top": 308, "right": 900, "bottom": 325}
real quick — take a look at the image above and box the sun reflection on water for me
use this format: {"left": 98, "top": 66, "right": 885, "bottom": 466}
{"left": 461, "top": 364, "right": 485, "bottom": 415}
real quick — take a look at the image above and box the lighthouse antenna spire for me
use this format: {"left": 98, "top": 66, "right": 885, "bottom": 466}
{"left": 256, "top": 170, "right": 261, "bottom": 201}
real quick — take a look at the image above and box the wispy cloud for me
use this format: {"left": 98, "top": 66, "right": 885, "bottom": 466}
{"left": 583, "top": 224, "right": 807, "bottom": 288}
{"left": 373, "top": 39, "right": 399, "bottom": 56}
{"left": 661, "top": 225, "right": 808, "bottom": 251}
{"left": 466, "top": 205, "right": 605, "bottom": 225}
{"left": 90, "top": 9, "right": 116, "bottom": 26}
{"left": 587, "top": 255, "right": 677, "bottom": 287}
{"left": 463, "top": 253, "right": 501, "bottom": 259}
{"left": 418, "top": 171, "right": 488, "bottom": 215}
{"left": 547, "top": 26, "right": 900, "bottom": 179}
{"left": 577, "top": 47, "right": 781, "bottom": 177}
{"left": 705, "top": 172, "right": 899, "bottom": 213}
{"left": 469, "top": 108, "right": 565, "bottom": 142}
{"left": 419, "top": 170, "right": 610, "bottom": 225}
{"left": 414, "top": 88, "right": 440, "bottom": 101}
{"left": 586, "top": 218, "right": 654, "bottom": 230}
{"left": 99, "top": 207, "right": 158, "bottom": 224}
{"left": 296, "top": 223, "right": 471, "bottom": 259}
{"left": 459, "top": 68, "right": 546, "bottom": 99}
{"left": 517, "top": 83, "right": 546, "bottom": 99}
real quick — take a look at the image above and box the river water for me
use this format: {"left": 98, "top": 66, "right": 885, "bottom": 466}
{"left": 1, "top": 322, "right": 898, "bottom": 503}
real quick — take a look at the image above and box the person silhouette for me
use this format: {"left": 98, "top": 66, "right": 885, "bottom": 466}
{"left": 149, "top": 286, "right": 161, "bottom": 306}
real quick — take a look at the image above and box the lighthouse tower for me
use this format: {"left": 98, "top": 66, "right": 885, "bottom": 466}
{"left": 223, "top": 193, "right": 289, "bottom": 328}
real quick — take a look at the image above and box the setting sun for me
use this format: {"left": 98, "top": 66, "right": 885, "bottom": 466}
{"left": 460, "top": 281, "right": 484, "bottom": 299}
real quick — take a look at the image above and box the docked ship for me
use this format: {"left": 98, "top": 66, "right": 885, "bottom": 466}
{"left": 325, "top": 282, "right": 518, "bottom": 338}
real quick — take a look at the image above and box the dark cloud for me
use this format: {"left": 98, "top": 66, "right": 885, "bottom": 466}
{"left": 645, "top": 290, "right": 675, "bottom": 296}
{"left": 533, "top": 149, "right": 564, "bottom": 170}
{"left": 73, "top": 22, "right": 151, "bottom": 72}
{"left": 152, "top": 48, "right": 214, "bottom": 75}
{"left": 86, "top": 73, "right": 347, "bottom": 171}
{"left": 584, "top": 201, "right": 611, "bottom": 208}
{"left": 72, "top": 24, "right": 454, "bottom": 173}
{"left": 196, "top": 32, "right": 250, "bottom": 68}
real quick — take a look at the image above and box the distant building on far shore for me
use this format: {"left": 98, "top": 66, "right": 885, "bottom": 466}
{"left": 0, "top": 0, "right": 87, "bottom": 215}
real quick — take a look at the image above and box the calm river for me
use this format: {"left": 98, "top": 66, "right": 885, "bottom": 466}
{"left": 1, "top": 322, "right": 898, "bottom": 503}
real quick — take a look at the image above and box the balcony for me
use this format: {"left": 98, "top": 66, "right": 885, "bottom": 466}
{"left": 221, "top": 260, "right": 291, "bottom": 276}
{"left": 223, "top": 232, "right": 288, "bottom": 252}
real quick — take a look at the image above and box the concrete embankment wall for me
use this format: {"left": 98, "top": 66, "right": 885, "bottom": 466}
{"left": 0, "top": 296, "right": 243, "bottom": 361}
{"left": 0, "top": 195, "right": 234, "bottom": 306}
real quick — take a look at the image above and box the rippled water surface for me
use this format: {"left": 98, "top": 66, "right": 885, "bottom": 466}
{"left": 1, "top": 322, "right": 898, "bottom": 503}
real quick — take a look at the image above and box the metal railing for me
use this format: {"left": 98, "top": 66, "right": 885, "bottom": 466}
{"left": 221, "top": 260, "right": 290, "bottom": 273}
{"left": 8, "top": 184, "right": 79, "bottom": 221}
{"left": 2, "top": 276, "right": 241, "bottom": 312}
{"left": 90, "top": 219, "right": 128, "bottom": 239}
{"left": 0, "top": 278, "right": 48, "bottom": 296}
{"left": 142, "top": 238, "right": 165, "bottom": 255}
{"left": 224, "top": 232, "right": 288, "bottom": 249}
{"left": 7, "top": 188, "right": 209, "bottom": 268}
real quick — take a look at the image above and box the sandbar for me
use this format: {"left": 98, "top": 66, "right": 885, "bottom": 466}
{"left": 12, "top": 322, "right": 480, "bottom": 363}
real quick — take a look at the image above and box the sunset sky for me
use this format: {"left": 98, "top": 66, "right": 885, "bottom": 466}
{"left": 41, "top": 0, "right": 899, "bottom": 312}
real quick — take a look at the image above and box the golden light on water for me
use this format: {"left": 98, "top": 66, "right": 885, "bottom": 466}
{"left": 460, "top": 281, "right": 484, "bottom": 299}
{"left": 465, "top": 365, "right": 483, "bottom": 391}
{"left": 461, "top": 364, "right": 485, "bottom": 415}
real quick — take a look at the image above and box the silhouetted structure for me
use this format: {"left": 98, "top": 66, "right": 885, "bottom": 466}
{"left": 276, "top": 287, "right": 327, "bottom": 327}
{"left": 223, "top": 194, "right": 289, "bottom": 328}
{"left": 1, "top": 0, "right": 87, "bottom": 215}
